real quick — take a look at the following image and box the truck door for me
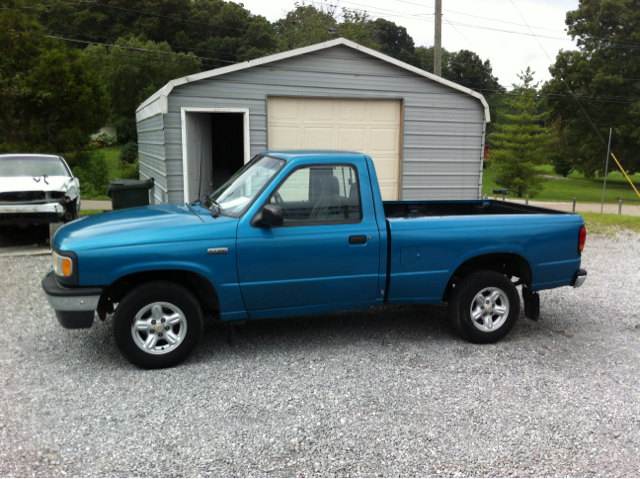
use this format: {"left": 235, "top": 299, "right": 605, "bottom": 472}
{"left": 236, "top": 162, "right": 380, "bottom": 312}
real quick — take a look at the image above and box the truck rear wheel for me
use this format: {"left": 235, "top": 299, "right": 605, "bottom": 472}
{"left": 449, "top": 270, "right": 520, "bottom": 343}
{"left": 113, "top": 281, "right": 203, "bottom": 369}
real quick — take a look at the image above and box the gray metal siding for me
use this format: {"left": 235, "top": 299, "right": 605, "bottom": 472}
{"left": 137, "top": 113, "right": 168, "bottom": 204}
{"left": 156, "top": 44, "right": 485, "bottom": 202}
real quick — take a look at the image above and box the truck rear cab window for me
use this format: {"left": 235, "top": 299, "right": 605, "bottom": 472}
{"left": 268, "top": 165, "right": 362, "bottom": 225}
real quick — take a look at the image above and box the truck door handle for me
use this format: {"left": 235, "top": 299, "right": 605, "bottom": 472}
{"left": 349, "top": 235, "right": 367, "bottom": 244}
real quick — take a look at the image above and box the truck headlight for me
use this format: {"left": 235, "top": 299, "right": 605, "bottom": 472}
{"left": 52, "top": 250, "right": 73, "bottom": 277}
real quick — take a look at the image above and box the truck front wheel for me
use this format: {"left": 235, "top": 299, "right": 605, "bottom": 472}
{"left": 449, "top": 270, "right": 520, "bottom": 343}
{"left": 113, "top": 281, "right": 203, "bottom": 369}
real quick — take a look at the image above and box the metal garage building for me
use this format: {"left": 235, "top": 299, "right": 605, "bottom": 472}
{"left": 135, "top": 38, "right": 489, "bottom": 205}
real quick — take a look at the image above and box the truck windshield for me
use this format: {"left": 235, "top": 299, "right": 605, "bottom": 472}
{"left": 209, "top": 155, "right": 285, "bottom": 217}
{"left": 0, "top": 156, "right": 70, "bottom": 177}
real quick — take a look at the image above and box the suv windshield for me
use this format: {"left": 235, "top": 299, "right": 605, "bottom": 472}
{"left": 209, "top": 155, "right": 285, "bottom": 217}
{"left": 0, "top": 156, "right": 70, "bottom": 178}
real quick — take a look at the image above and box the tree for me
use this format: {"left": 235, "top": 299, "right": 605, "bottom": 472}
{"left": 273, "top": 3, "right": 337, "bottom": 50}
{"left": 40, "top": 0, "right": 193, "bottom": 46}
{"left": 415, "top": 46, "right": 503, "bottom": 94}
{"left": 415, "top": 45, "right": 452, "bottom": 77}
{"left": 335, "top": 9, "right": 378, "bottom": 49}
{"left": 173, "top": 0, "right": 278, "bottom": 66}
{"left": 488, "top": 68, "right": 549, "bottom": 198}
{"left": 85, "top": 37, "right": 201, "bottom": 143}
{"left": 273, "top": 3, "right": 378, "bottom": 51}
{"left": 548, "top": 117, "right": 574, "bottom": 177}
{"left": 370, "top": 18, "right": 419, "bottom": 67}
{"left": 415, "top": 46, "right": 505, "bottom": 136}
{"left": 543, "top": 0, "right": 640, "bottom": 178}
{"left": 39, "top": 0, "right": 279, "bottom": 68}
{"left": 274, "top": 4, "right": 423, "bottom": 66}
{"left": 0, "top": 1, "right": 109, "bottom": 152}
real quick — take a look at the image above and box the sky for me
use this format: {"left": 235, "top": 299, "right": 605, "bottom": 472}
{"left": 239, "top": 0, "right": 581, "bottom": 89}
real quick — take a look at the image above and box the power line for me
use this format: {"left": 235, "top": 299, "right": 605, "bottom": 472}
{"left": 5, "top": 0, "right": 256, "bottom": 35}
{"left": 50, "top": 34, "right": 640, "bottom": 99}
{"left": 16, "top": 0, "right": 640, "bottom": 53}
{"left": 389, "top": 0, "right": 566, "bottom": 34}
{"left": 509, "top": 0, "right": 607, "bottom": 146}
{"left": 45, "top": 28, "right": 241, "bottom": 58}
{"left": 81, "top": 48, "right": 220, "bottom": 68}
{"left": 0, "top": 1, "right": 96, "bottom": 10}
{"left": 46, "top": 35, "right": 238, "bottom": 64}
{"left": 332, "top": 0, "right": 572, "bottom": 42}
{"left": 442, "top": 15, "right": 517, "bottom": 87}
{"left": 25, "top": 0, "right": 640, "bottom": 91}
{"left": 92, "top": 1, "right": 249, "bottom": 35}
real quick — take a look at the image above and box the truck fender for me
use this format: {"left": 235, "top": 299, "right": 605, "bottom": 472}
{"left": 443, "top": 250, "right": 533, "bottom": 301}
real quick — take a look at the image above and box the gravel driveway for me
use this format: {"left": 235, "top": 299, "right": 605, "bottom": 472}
{"left": 0, "top": 232, "right": 639, "bottom": 477}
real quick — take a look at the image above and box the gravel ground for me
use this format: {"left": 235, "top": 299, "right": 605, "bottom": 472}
{"left": 0, "top": 232, "right": 639, "bottom": 477}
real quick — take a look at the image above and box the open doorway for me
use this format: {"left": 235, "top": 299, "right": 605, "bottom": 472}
{"left": 211, "top": 113, "right": 244, "bottom": 191}
{"left": 181, "top": 108, "right": 249, "bottom": 203}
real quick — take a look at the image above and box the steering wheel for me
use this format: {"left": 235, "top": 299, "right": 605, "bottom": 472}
{"left": 272, "top": 191, "right": 285, "bottom": 208}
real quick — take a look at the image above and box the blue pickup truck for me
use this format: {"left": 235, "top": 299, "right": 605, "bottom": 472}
{"left": 42, "top": 151, "right": 587, "bottom": 368}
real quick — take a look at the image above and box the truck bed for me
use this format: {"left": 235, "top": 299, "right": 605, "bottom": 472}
{"left": 383, "top": 200, "right": 568, "bottom": 218}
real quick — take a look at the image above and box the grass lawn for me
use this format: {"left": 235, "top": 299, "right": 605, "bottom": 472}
{"left": 79, "top": 209, "right": 106, "bottom": 216}
{"left": 102, "top": 146, "right": 122, "bottom": 180}
{"left": 482, "top": 165, "right": 640, "bottom": 205}
{"left": 580, "top": 212, "right": 640, "bottom": 234}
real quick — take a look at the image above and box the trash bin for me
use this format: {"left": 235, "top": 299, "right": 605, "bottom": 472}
{"left": 107, "top": 177, "right": 154, "bottom": 210}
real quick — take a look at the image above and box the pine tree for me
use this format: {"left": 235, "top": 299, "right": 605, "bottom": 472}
{"left": 488, "top": 67, "right": 548, "bottom": 198}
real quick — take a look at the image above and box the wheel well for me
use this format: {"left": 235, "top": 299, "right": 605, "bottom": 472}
{"left": 442, "top": 253, "right": 532, "bottom": 302}
{"left": 98, "top": 270, "right": 220, "bottom": 320}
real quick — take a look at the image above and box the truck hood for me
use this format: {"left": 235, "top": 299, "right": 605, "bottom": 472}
{"left": 54, "top": 203, "right": 239, "bottom": 252}
{"left": 0, "top": 176, "right": 76, "bottom": 193}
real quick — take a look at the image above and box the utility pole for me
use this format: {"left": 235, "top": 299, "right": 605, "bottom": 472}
{"left": 600, "top": 127, "right": 613, "bottom": 214}
{"left": 434, "top": 0, "right": 442, "bottom": 76}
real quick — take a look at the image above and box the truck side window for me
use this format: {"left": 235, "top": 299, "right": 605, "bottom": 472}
{"left": 269, "top": 165, "right": 362, "bottom": 224}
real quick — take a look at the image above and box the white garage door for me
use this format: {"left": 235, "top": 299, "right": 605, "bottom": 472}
{"left": 268, "top": 97, "right": 402, "bottom": 201}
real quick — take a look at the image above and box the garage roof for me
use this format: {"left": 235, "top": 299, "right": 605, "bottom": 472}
{"left": 136, "top": 37, "right": 490, "bottom": 123}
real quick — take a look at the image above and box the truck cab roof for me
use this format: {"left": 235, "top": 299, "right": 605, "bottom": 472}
{"left": 261, "top": 150, "right": 366, "bottom": 162}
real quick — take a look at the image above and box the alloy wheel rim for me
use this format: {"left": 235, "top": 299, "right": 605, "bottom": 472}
{"left": 470, "top": 287, "right": 510, "bottom": 332}
{"left": 131, "top": 302, "right": 187, "bottom": 355}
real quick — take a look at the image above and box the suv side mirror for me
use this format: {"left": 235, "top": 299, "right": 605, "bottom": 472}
{"left": 261, "top": 204, "right": 283, "bottom": 227}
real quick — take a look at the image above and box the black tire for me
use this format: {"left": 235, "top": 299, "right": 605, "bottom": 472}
{"left": 63, "top": 199, "right": 79, "bottom": 223}
{"left": 449, "top": 270, "right": 520, "bottom": 344}
{"left": 113, "top": 281, "right": 203, "bottom": 369}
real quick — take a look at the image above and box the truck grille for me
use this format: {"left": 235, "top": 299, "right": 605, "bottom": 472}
{"left": 0, "top": 191, "right": 47, "bottom": 203}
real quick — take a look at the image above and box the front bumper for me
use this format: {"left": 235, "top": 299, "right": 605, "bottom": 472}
{"left": 42, "top": 269, "right": 104, "bottom": 329}
{"left": 0, "top": 203, "right": 64, "bottom": 214}
{"left": 571, "top": 268, "right": 588, "bottom": 288}
{"left": 0, "top": 203, "right": 66, "bottom": 225}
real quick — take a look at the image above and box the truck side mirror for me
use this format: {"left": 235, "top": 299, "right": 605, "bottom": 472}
{"left": 261, "top": 204, "right": 283, "bottom": 227}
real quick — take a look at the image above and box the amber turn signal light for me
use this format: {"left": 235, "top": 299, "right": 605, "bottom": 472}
{"left": 61, "top": 258, "right": 72, "bottom": 276}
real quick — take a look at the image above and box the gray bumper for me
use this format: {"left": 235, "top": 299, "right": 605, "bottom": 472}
{"left": 0, "top": 203, "right": 64, "bottom": 214}
{"left": 42, "top": 270, "right": 103, "bottom": 329}
{"left": 572, "top": 268, "right": 588, "bottom": 288}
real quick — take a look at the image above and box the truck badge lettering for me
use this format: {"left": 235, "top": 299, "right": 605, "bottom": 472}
{"left": 207, "top": 248, "right": 228, "bottom": 255}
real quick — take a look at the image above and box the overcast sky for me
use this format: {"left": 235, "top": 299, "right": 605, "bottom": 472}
{"left": 239, "top": 0, "right": 581, "bottom": 89}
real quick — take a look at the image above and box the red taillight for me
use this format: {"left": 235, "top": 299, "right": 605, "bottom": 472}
{"left": 579, "top": 226, "right": 587, "bottom": 253}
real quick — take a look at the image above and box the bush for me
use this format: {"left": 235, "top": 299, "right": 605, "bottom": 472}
{"left": 95, "top": 132, "right": 117, "bottom": 147}
{"left": 72, "top": 149, "right": 110, "bottom": 197}
{"left": 119, "top": 141, "right": 138, "bottom": 164}
{"left": 552, "top": 156, "right": 574, "bottom": 178}
{"left": 118, "top": 159, "right": 139, "bottom": 180}
{"left": 65, "top": 149, "right": 92, "bottom": 170}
